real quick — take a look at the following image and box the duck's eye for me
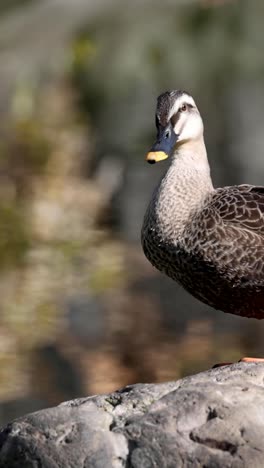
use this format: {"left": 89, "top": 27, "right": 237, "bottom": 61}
{"left": 180, "top": 104, "right": 187, "bottom": 112}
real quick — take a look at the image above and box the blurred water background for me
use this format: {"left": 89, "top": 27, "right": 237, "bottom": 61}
{"left": 0, "top": 0, "right": 263, "bottom": 425}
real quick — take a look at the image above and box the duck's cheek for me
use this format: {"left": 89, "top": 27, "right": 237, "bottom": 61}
{"left": 187, "top": 117, "right": 203, "bottom": 140}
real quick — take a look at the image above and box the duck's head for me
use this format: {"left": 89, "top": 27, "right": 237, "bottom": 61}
{"left": 146, "top": 90, "right": 203, "bottom": 164}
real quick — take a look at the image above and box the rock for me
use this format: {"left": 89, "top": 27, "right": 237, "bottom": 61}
{"left": 1, "top": 362, "right": 264, "bottom": 467}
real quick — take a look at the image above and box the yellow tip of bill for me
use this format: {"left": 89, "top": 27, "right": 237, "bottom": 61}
{"left": 146, "top": 151, "right": 169, "bottom": 163}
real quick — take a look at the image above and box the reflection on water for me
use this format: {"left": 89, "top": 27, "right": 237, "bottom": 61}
{"left": 0, "top": 0, "right": 264, "bottom": 426}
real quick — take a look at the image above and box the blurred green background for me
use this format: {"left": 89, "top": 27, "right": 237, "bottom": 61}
{"left": 0, "top": 0, "right": 263, "bottom": 425}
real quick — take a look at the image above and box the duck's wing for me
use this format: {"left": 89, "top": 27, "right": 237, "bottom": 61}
{"left": 196, "top": 185, "right": 264, "bottom": 282}
{"left": 210, "top": 185, "right": 264, "bottom": 236}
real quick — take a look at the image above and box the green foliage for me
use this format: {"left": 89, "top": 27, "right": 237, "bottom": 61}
{"left": 0, "top": 202, "right": 29, "bottom": 268}
{"left": 12, "top": 119, "right": 50, "bottom": 173}
{"left": 0, "top": 118, "right": 50, "bottom": 198}
{"left": 70, "top": 33, "right": 106, "bottom": 120}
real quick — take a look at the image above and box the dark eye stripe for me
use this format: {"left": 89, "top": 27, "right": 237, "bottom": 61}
{"left": 171, "top": 112, "right": 180, "bottom": 127}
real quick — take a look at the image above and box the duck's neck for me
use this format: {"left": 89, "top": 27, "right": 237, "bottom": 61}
{"left": 147, "top": 138, "right": 214, "bottom": 242}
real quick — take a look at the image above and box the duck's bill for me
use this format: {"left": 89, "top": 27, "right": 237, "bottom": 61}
{"left": 146, "top": 125, "right": 178, "bottom": 164}
{"left": 146, "top": 151, "right": 168, "bottom": 164}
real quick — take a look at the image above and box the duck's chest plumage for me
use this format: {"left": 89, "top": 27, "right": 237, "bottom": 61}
{"left": 141, "top": 208, "right": 189, "bottom": 281}
{"left": 141, "top": 183, "right": 212, "bottom": 292}
{"left": 141, "top": 200, "right": 212, "bottom": 297}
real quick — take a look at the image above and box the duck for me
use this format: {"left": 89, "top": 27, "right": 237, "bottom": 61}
{"left": 141, "top": 90, "right": 264, "bottom": 326}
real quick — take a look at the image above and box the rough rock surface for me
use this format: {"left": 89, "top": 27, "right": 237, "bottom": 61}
{"left": 1, "top": 362, "right": 264, "bottom": 467}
